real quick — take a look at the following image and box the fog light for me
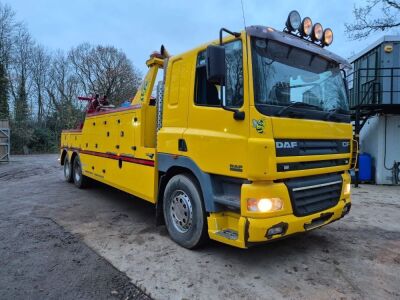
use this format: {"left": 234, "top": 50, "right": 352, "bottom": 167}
{"left": 266, "top": 222, "right": 288, "bottom": 239}
{"left": 247, "top": 198, "right": 283, "bottom": 212}
{"left": 267, "top": 226, "right": 283, "bottom": 236}
{"left": 344, "top": 183, "right": 351, "bottom": 195}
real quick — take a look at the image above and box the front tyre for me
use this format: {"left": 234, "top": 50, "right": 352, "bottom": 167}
{"left": 63, "top": 155, "right": 73, "bottom": 183}
{"left": 163, "top": 174, "right": 208, "bottom": 249}
{"left": 72, "top": 155, "right": 88, "bottom": 189}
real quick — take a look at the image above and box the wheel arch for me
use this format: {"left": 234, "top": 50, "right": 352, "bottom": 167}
{"left": 60, "top": 149, "right": 68, "bottom": 166}
{"left": 70, "top": 151, "right": 78, "bottom": 165}
{"left": 157, "top": 154, "right": 218, "bottom": 213}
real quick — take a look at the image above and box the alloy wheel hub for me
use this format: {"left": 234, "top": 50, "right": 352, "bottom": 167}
{"left": 170, "top": 190, "right": 193, "bottom": 233}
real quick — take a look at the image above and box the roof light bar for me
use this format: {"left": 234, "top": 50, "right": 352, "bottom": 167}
{"left": 284, "top": 11, "right": 333, "bottom": 47}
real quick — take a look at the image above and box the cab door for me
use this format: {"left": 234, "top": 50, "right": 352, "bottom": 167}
{"left": 184, "top": 39, "right": 249, "bottom": 178}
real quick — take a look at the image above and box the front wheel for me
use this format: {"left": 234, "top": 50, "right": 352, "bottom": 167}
{"left": 73, "top": 155, "right": 88, "bottom": 189}
{"left": 163, "top": 174, "right": 208, "bottom": 249}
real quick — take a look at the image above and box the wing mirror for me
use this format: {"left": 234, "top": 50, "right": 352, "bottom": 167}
{"left": 206, "top": 45, "right": 226, "bottom": 85}
{"left": 205, "top": 44, "right": 245, "bottom": 121}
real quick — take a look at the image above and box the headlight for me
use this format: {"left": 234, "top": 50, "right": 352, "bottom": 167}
{"left": 247, "top": 198, "right": 283, "bottom": 212}
{"left": 300, "top": 17, "right": 313, "bottom": 36}
{"left": 286, "top": 10, "right": 301, "bottom": 32}
{"left": 323, "top": 28, "right": 333, "bottom": 46}
{"left": 344, "top": 183, "right": 351, "bottom": 195}
{"left": 312, "top": 23, "right": 323, "bottom": 41}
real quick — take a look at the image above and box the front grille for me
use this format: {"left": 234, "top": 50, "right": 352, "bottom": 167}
{"left": 275, "top": 139, "right": 350, "bottom": 157}
{"left": 277, "top": 158, "right": 349, "bottom": 172}
{"left": 285, "top": 173, "right": 342, "bottom": 216}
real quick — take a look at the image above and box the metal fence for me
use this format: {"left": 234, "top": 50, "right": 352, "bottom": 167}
{"left": 347, "top": 67, "right": 400, "bottom": 108}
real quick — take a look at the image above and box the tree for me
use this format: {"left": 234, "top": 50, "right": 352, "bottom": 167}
{"left": 46, "top": 51, "right": 84, "bottom": 131}
{"left": 14, "top": 70, "right": 29, "bottom": 123}
{"left": 345, "top": 0, "right": 400, "bottom": 40}
{"left": 69, "top": 43, "right": 141, "bottom": 105}
{"left": 31, "top": 45, "right": 50, "bottom": 123}
{"left": 0, "top": 3, "right": 16, "bottom": 66}
{"left": 0, "top": 3, "right": 17, "bottom": 120}
{"left": 8, "top": 26, "right": 33, "bottom": 153}
{"left": 0, "top": 62, "right": 8, "bottom": 119}
{"left": 0, "top": 2, "right": 143, "bottom": 153}
{"left": 10, "top": 27, "right": 32, "bottom": 124}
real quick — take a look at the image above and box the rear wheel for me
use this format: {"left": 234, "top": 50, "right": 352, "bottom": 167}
{"left": 73, "top": 155, "right": 88, "bottom": 189}
{"left": 163, "top": 174, "right": 208, "bottom": 249}
{"left": 63, "top": 155, "right": 73, "bottom": 183}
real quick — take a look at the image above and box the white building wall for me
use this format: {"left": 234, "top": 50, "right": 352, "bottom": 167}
{"left": 360, "top": 115, "right": 400, "bottom": 184}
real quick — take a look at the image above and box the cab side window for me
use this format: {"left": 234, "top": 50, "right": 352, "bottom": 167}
{"left": 194, "top": 40, "right": 243, "bottom": 108}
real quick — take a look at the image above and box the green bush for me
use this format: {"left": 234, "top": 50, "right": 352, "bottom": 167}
{"left": 28, "top": 127, "right": 58, "bottom": 153}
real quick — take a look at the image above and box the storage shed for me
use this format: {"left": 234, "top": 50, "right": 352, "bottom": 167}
{"left": 347, "top": 36, "right": 400, "bottom": 185}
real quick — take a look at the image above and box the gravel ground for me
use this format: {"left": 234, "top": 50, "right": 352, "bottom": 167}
{"left": 0, "top": 155, "right": 151, "bottom": 300}
{"left": 0, "top": 154, "right": 399, "bottom": 300}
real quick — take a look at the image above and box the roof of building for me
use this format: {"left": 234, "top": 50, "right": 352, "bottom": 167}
{"left": 348, "top": 35, "right": 400, "bottom": 63}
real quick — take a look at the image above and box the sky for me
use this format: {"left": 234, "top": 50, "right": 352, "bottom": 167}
{"left": 6, "top": 0, "right": 399, "bottom": 73}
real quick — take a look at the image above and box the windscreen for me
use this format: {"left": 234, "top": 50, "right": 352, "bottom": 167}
{"left": 251, "top": 37, "right": 349, "bottom": 122}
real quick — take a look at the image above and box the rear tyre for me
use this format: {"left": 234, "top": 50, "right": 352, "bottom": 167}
{"left": 163, "top": 174, "right": 208, "bottom": 249}
{"left": 72, "top": 155, "right": 88, "bottom": 189}
{"left": 63, "top": 155, "right": 73, "bottom": 183}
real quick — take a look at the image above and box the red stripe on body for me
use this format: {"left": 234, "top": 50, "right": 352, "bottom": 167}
{"left": 72, "top": 148, "right": 154, "bottom": 167}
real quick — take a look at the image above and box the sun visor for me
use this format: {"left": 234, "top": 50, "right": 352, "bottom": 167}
{"left": 246, "top": 26, "right": 351, "bottom": 69}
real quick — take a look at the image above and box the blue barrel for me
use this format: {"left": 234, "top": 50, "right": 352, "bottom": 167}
{"left": 359, "top": 153, "right": 372, "bottom": 181}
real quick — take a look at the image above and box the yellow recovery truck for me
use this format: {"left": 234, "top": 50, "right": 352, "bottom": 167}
{"left": 60, "top": 11, "right": 355, "bottom": 249}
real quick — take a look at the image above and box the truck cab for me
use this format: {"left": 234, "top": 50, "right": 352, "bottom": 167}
{"left": 61, "top": 11, "right": 354, "bottom": 249}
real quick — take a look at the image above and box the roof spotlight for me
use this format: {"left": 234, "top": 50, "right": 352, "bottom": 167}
{"left": 300, "top": 17, "right": 313, "bottom": 36}
{"left": 323, "top": 28, "right": 333, "bottom": 46}
{"left": 312, "top": 23, "right": 323, "bottom": 41}
{"left": 286, "top": 10, "right": 301, "bottom": 32}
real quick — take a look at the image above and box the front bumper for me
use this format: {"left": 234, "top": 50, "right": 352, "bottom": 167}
{"left": 208, "top": 198, "right": 351, "bottom": 248}
{"left": 207, "top": 172, "right": 352, "bottom": 248}
{"left": 246, "top": 198, "right": 350, "bottom": 244}
{"left": 207, "top": 198, "right": 351, "bottom": 248}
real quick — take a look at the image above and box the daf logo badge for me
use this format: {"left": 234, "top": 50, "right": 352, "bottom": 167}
{"left": 276, "top": 141, "right": 298, "bottom": 149}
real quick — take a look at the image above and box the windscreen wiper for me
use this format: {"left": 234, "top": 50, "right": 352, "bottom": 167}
{"left": 276, "top": 102, "right": 323, "bottom": 116}
{"left": 325, "top": 107, "right": 351, "bottom": 121}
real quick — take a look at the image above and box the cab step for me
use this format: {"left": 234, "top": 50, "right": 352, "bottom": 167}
{"left": 215, "top": 229, "right": 238, "bottom": 240}
{"left": 207, "top": 212, "right": 247, "bottom": 248}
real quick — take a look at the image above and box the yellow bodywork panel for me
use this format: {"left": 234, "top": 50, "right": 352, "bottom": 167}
{"left": 61, "top": 60, "right": 163, "bottom": 203}
{"left": 157, "top": 55, "right": 191, "bottom": 155}
{"left": 61, "top": 107, "right": 157, "bottom": 203}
